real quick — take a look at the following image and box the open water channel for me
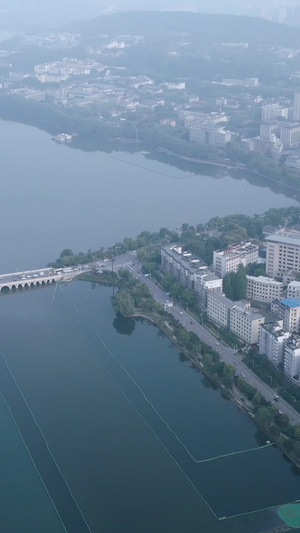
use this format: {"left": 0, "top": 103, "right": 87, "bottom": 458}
{"left": 1, "top": 118, "right": 300, "bottom": 532}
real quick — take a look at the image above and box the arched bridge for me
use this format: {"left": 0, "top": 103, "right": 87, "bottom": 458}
{"left": 0, "top": 267, "right": 63, "bottom": 294}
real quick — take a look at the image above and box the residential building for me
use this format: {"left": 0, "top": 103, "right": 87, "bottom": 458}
{"left": 271, "top": 298, "right": 300, "bottom": 333}
{"left": 246, "top": 275, "right": 283, "bottom": 303}
{"left": 284, "top": 335, "right": 300, "bottom": 381}
{"left": 230, "top": 305, "right": 265, "bottom": 345}
{"left": 260, "top": 122, "right": 279, "bottom": 141}
{"left": 293, "top": 90, "right": 300, "bottom": 121}
{"left": 194, "top": 272, "right": 223, "bottom": 309}
{"left": 287, "top": 281, "right": 300, "bottom": 298}
{"left": 259, "top": 321, "right": 290, "bottom": 365}
{"left": 207, "top": 292, "right": 235, "bottom": 328}
{"left": 265, "top": 228, "right": 300, "bottom": 278}
{"left": 189, "top": 125, "right": 231, "bottom": 146}
{"left": 207, "top": 292, "right": 265, "bottom": 344}
{"left": 261, "top": 104, "right": 288, "bottom": 121}
{"left": 213, "top": 242, "right": 259, "bottom": 278}
{"left": 280, "top": 123, "right": 300, "bottom": 148}
{"left": 161, "top": 244, "right": 207, "bottom": 290}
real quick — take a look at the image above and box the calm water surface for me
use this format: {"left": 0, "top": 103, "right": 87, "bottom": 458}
{"left": 1, "top": 118, "right": 300, "bottom": 532}
{"left": 0, "top": 282, "right": 300, "bottom": 532}
{"left": 0, "top": 119, "right": 298, "bottom": 272}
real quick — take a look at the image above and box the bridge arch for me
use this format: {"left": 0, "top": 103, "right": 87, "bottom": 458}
{"left": 1, "top": 286, "right": 10, "bottom": 294}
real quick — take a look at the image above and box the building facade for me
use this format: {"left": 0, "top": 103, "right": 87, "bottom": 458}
{"left": 213, "top": 242, "right": 259, "bottom": 278}
{"left": 207, "top": 292, "right": 265, "bottom": 344}
{"left": 280, "top": 123, "right": 300, "bottom": 149}
{"left": 189, "top": 125, "right": 231, "bottom": 146}
{"left": 271, "top": 298, "right": 300, "bottom": 333}
{"left": 287, "top": 281, "right": 300, "bottom": 299}
{"left": 265, "top": 229, "right": 300, "bottom": 279}
{"left": 194, "top": 272, "right": 223, "bottom": 309}
{"left": 284, "top": 336, "right": 300, "bottom": 381}
{"left": 246, "top": 275, "right": 283, "bottom": 303}
{"left": 293, "top": 90, "right": 300, "bottom": 121}
{"left": 259, "top": 322, "right": 290, "bottom": 365}
{"left": 161, "top": 244, "right": 207, "bottom": 290}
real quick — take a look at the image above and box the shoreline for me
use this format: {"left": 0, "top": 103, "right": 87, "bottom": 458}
{"left": 130, "top": 309, "right": 300, "bottom": 469}
{"left": 157, "top": 148, "right": 300, "bottom": 194}
{"left": 1, "top": 107, "right": 300, "bottom": 196}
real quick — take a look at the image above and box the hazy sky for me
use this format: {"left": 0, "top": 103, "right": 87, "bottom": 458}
{"left": 0, "top": 1, "right": 294, "bottom": 31}
{"left": 0, "top": 0, "right": 267, "bottom": 31}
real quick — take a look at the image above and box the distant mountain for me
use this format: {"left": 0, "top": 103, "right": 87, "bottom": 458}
{"left": 69, "top": 11, "right": 300, "bottom": 48}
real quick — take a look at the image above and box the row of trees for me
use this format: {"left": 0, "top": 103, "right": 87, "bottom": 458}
{"left": 244, "top": 350, "right": 285, "bottom": 389}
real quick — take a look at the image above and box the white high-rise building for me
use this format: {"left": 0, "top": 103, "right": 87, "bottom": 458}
{"left": 213, "top": 242, "right": 259, "bottom": 278}
{"left": 265, "top": 228, "right": 300, "bottom": 278}
{"left": 293, "top": 90, "right": 300, "bottom": 121}
{"left": 259, "top": 322, "right": 290, "bottom": 365}
{"left": 284, "top": 336, "right": 300, "bottom": 381}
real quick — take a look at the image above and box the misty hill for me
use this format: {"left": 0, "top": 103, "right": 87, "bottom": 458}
{"left": 69, "top": 11, "right": 300, "bottom": 48}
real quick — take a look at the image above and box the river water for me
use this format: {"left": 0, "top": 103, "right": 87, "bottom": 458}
{"left": 0, "top": 119, "right": 298, "bottom": 272}
{"left": 1, "top": 119, "right": 300, "bottom": 532}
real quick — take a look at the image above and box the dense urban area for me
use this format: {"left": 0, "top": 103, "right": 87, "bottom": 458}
{"left": 4, "top": 12, "right": 300, "bottom": 187}
{"left": 45, "top": 205, "right": 300, "bottom": 466}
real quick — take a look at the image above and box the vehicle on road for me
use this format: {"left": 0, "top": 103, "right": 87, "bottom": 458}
{"left": 179, "top": 311, "right": 183, "bottom": 315}
{"left": 215, "top": 342, "right": 219, "bottom": 346}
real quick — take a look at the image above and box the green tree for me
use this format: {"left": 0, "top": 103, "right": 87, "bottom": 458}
{"left": 234, "top": 264, "right": 247, "bottom": 300}
{"left": 255, "top": 407, "right": 273, "bottom": 427}
{"left": 223, "top": 273, "right": 235, "bottom": 300}
{"left": 113, "top": 290, "right": 135, "bottom": 317}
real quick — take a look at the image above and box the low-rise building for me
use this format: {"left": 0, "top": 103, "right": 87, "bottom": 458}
{"left": 246, "top": 275, "right": 283, "bottom": 303}
{"left": 259, "top": 321, "right": 290, "bottom": 365}
{"left": 213, "top": 242, "right": 259, "bottom": 278}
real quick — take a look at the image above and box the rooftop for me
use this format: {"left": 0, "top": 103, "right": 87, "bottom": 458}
{"left": 265, "top": 229, "right": 300, "bottom": 246}
{"left": 247, "top": 275, "right": 283, "bottom": 286}
{"left": 279, "top": 298, "right": 300, "bottom": 308}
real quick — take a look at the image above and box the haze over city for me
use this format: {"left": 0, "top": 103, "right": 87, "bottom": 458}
{"left": 2, "top": 1, "right": 300, "bottom": 532}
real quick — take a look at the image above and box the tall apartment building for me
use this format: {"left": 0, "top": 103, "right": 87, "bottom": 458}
{"left": 246, "top": 275, "right": 283, "bottom": 303}
{"left": 284, "top": 336, "right": 300, "bottom": 381}
{"left": 293, "top": 90, "right": 300, "bottom": 121}
{"left": 287, "top": 281, "right": 300, "bottom": 299}
{"left": 207, "top": 292, "right": 265, "bottom": 344}
{"left": 230, "top": 305, "right": 265, "bottom": 345}
{"left": 194, "top": 272, "right": 223, "bottom": 309}
{"left": 161, "top": 244, "right": 207, "bottom": 290}
{"left": 265, "top": 228, "right": 300, "bottom": 278}
{"left": 261, "top": 104, "right": 288, "bottom": 121}
{"left": 259, "top": 322, "right": 290, "bottom": 365}
{"left": 280, "top": 123, "right": 300, "bottom": 148}
{"left": 260, "top": 122, "right": 278, "bottom": 141}
{"left": 213, "top": 242, "right": 259, "bottom": 278}
{"left": 189, "top": 125, "right": 231, "bottom": 146}
{"left": 271, "top": 298, "right": 300, "bottom": 333}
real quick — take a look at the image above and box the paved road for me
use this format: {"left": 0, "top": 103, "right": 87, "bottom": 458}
{"left": 123, "top": 258, "right": 300, "bottom": 426}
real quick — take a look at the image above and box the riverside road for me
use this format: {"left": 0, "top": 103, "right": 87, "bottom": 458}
{"left": 110, "top": 254, "right": 300, "bottom": 427}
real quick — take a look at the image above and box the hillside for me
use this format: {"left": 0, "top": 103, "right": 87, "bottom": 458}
{"left": 69, "top": 11, "right": 300, "bottom": 49}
